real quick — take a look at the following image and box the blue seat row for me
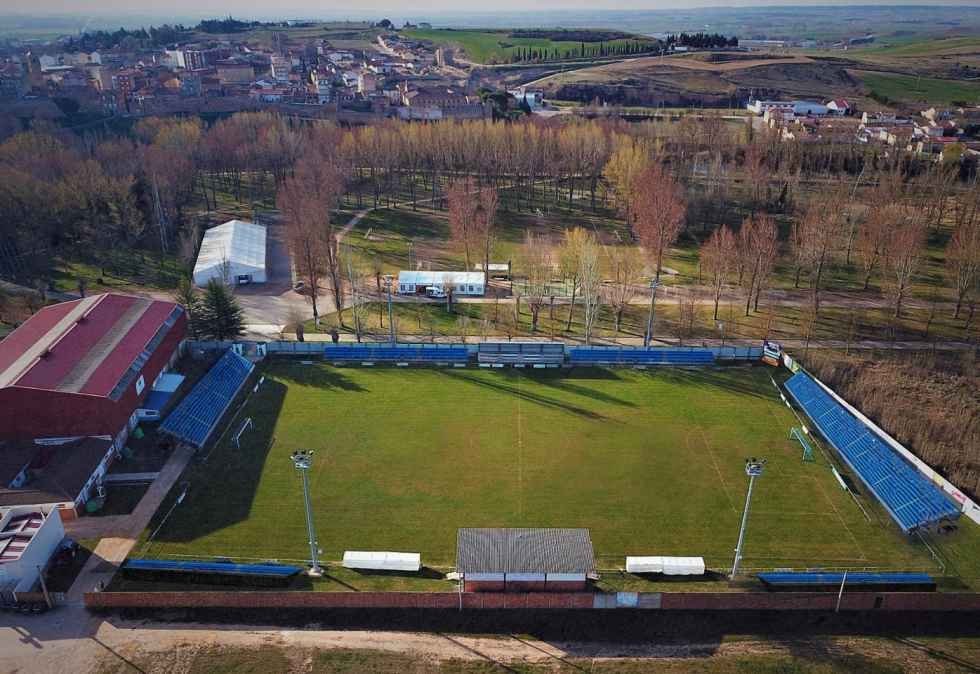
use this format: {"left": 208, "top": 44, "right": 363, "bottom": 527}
{"left": 759, "top": 571, "right": 935, "bottom": 588}
{"left": 160, "top": 350, "right": 254, "bottom": 447}
{"left": 124, "top": 558, "right": 302, "bottom": 578}
{"left": 785, "top": 372, "right": 959, "bottom": 532}
{"left": 567, "top": 348, "right": 715, "bottom": 365}
{"left": 323, "top": 346, "right": 469, "bottom": 363}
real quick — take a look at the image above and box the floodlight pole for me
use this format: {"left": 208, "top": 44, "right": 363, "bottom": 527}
{"left": 383, "top": 275, "right": 396, "bottom": 345}
{"left": 730, "top": 458, "right": 766, "bottom": 580}
{"left": 643, "top": 279, "right": 661, "bottom": 348}
{"left": 291, "top": 450, "right": 322, "bottom": 576}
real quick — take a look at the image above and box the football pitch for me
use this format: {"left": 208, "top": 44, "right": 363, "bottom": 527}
{"left": 143, "top": 362, "right": 950, "bottom": 576}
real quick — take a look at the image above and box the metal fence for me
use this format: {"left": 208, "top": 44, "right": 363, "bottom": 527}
{"left": 186, "top": 341, "right": 764, "bottom": 363}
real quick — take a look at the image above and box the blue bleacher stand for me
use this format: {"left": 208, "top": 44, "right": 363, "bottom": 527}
{"left": 160, "top": 349, "right": 254, "bottom": 448}
{"left": 784, "top": 371, "right": 959, "bottom": 532}
{"left": 322, "top": 345, "right": 469, "bottom": 364}
{"left": 567, "top": 347, "right": 715, "bottom": 366}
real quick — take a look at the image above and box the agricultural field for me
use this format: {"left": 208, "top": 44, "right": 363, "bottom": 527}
{"left": 530, "top": 51, "right": 866, "bottom": 109}
{"left": 854, "top": 71, "right": 980, "bottom": 107}
{"left": 403, "top": 28, "right": 656, "bottom": 65}
{"left": 137, "top": 362, "right": 980, "bottom": 591}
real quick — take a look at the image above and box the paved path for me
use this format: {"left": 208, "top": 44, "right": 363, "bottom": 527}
{"left": 64, "top": 445, "right": 195, "bottom": 601}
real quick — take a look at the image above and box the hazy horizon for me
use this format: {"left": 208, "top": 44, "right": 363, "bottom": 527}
{"left": 4, "top": 0, "right": 980, "bottom": 22}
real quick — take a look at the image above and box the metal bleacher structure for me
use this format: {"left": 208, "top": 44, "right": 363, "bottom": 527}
{"left": 784, "top": 371, "right": 960, "bottom": 533}
{"left": 567, "top": 347, "right": 715, "bottom": 366}
{"left": 122, "top": 558, "right": 302, "bottom": 587}
{"left": 477, "top": 342, "right": 566, "bottom": 366}
{"left": 323, "top": 343, "right": 469, "bottom": 365}
{"left": 758, "top": 571, "right": 936, "bottom": 592}
{"left": 160, "top": 349, "right": 254, "bottom": 448}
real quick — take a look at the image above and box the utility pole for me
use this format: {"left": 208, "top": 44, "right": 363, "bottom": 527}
{"left": 290, "top": 450, "right": 322, "bottom": 577}
{"left": 383, "top": 274, "right": 396, "bottom": 345}
{"left": 835, "top": 570, "right": 848, "bottom": 612}
{"left": 644, "top": 279, "right": 661, "bottom": 348}
{"left": 730, "top": 458, "right": 766, "bottom": 580}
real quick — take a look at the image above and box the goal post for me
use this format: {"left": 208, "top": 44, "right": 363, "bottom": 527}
{"left": 233, "top": 417, "right": 254, "bottom": 449}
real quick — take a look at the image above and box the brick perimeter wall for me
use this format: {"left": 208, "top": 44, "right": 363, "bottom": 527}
{"left": 84, "top": 591, "right": 980, "bottom": 612}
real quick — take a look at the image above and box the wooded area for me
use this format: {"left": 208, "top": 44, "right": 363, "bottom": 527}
{"left": 0, "top": 112, "right": 978, "bottom": 341}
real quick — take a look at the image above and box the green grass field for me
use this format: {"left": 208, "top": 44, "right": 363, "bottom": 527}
{"left": 857, "top": 71, "right": 980, "bottom": 106}
{"left": 403, "top": 28, "right": 655, "bottom": 64}
{"left": 139, "top": 362, "right": 980, "bottom": 586}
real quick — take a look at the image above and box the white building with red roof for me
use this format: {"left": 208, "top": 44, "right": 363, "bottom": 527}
{"left": 826, "top": 99, "right": 851, "bottom": 116}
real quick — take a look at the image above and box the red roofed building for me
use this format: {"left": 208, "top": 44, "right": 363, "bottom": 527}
{"left": 0, "top": 293, "right": 186, "bottom": 444}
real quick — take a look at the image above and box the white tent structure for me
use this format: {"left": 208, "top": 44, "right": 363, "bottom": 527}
{"left": 193, "top": 220, "right": 267, "bottom": 286}
{"left": 342, "top": 551, "right": 421, "bottom": 572}
{"left": 626, "top": 556, "right": 706, "bottom": 576}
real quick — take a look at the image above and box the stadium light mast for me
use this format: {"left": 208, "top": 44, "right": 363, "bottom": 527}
{"left": 643, "top": 278, "right": 662, "bottom": 348}
{"left": 383, "top": 274, "right": 396, "bottom": 345}
{"left": 730, "top": 457, "right": 766, "bottom": 580}
{"left": 290, "top": 450, "right": 322, "bottom": 577}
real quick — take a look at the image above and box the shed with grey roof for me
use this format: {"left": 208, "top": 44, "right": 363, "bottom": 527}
{"left": 456, "top": 528, "right": 595, "bottom": 592}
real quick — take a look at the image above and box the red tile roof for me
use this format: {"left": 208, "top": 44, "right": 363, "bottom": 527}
{"left": 0, "top": 293, "right": 181, "bottom": 398}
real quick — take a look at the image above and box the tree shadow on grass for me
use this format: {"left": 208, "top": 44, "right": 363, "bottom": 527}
{"left": 440, "top": 370, "right": 607, "bottom": 420}
{"left": 523, "top": 369, "right": 638, "bottom": 409}
{"left": 271, "top": 361, "right": 367, "bottom": 392}
{"left": 652, "top": 366, "right": 779, "bottom": 401}
{"left": 145, "top": 379, "right": 288, "bottom": 546}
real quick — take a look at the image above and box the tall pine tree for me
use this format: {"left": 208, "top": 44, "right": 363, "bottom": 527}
{"left": 198, "top": 279, "right": 245, "bottom": 341}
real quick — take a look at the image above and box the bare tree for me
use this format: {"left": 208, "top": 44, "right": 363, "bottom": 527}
{"left": 558, "top": 228, "right": 588, "bottom": 332}
{"left": 577, "top": 232, "right": 602, "bottom": 345}
{"left": 701, "top": 225, "right": 736, "bottom": 321}
{"left": 857, "top": 173, "right": 903, "bottom": 290}
{"left": 277, "top": 155, "right": 346, "bottom": 326}
{"left": 882, "top": 205, "right": 928, "bottom": 318}
{"left": 474, "top": 184, "right": 499, "bottom": 287}
{"left": 799, "top": 302, "right": 818, "bottom": 360}
{"left": 678, "top": 290, "right": 699, "bottom": 346}
{"left": 947, "top": 188, "right": 980, "bottom": 319}
{"left": 603, "top": 137, "right": 652, "bottom": 227}
{"left": 632, "top": 163, "right": 686, "bottom": 345}
{"left": 447, "top": 178, "right": 479, "bottom": 270}
{"left": 519, "top": 230, "right": 553, "bottom": 333}
{"left": 795, "top": 201, "right": 837, "bottom": 313}
{"left": 343, "top": 243, "right": 366, "bottom": 342}
{"left": 737, "top": 213, "right": 778, "bottom": 317}
{"left": 604, "top": 246, "right": 643, "bottom": 333}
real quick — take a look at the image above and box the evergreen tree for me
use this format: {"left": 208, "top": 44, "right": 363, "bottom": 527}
{"left": 172, "top": 277, "right": 202, "bottom": 339}
{"left": 198, "top": 278, "right": 245, "bottom": 340}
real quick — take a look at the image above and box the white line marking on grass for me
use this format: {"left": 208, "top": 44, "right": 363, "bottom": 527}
{"left": 695, "top": 427, "right": 738, "bottom": 515}
{"left": 516, "top": 372, "right": 524, "bottom": 519}
{"left": 810, "top": 474, "right": 868, "bottom": 562}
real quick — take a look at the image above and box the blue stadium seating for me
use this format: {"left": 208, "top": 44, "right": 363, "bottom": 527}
{"left": 785, "top": 372, "right": 960, "bottom": 532}
{"left": 124, "top": 558, "right": 302, "bottom": 578}
{"left": 567, "top": 347, "right": 715, "bottom": 366}
{"left": 160, "top": 350, "right": 254, "bottom": 447}
{"left": 323, "top": 345, "right": 469, "bottom": 364}
{"left": 758, "top": 571, "right": 935, "bottom": 590}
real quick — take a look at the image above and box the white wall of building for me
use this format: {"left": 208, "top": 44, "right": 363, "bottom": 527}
{"left": 0, "top": 508, "right": 64, "bottom": 592}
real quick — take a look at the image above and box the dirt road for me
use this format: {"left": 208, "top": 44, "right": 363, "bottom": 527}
{"left": 1, "top": 605, "right": 973, "bottom": 674}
